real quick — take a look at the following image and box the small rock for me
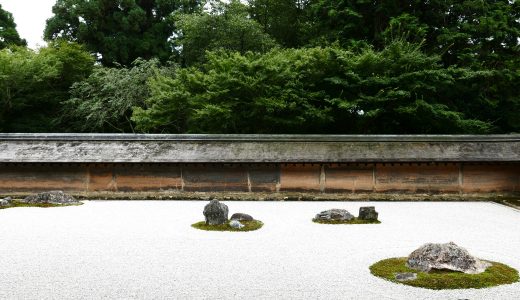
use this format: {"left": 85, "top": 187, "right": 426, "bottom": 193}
{"left": 358, "top": 206, "right": 378, "bottom": 221}
{"left": 203, "top": 199, "right": 229, "bottom": 225}
{"left": 229, "top": 220, "right": 244, "bottom": 229}
{"left": 314, "top": 209, "right": 354, "bottom": 221}
{"left": 395, "top": 272, "right": 417, "bottom": 281}
{"left": 23, "top": 191, "right": 77, "bottom": 204}
{"left": 230, "top": 213, "right": 254, "bottom": 221}
{"left": 407, "top": 242, "right": 491, "bottom": 274}
{"left": 0, "top": 197, "right": 11, "bottom": 206}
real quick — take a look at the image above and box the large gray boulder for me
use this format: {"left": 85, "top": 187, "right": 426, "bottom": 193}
{"left": 203, "top": 200, "right": 229, "bottom": 225}
{"left": 23, "top": 191, "right": 77, "bottom": 204}
{"left": 358, "top": 206, "right": 378, "bottom": 221}
{"left": 314, "top": 209, "right": 354, "bottom": 221}
{"left": 407, "top": 242, "right": 491, "bottom": 274}
{"left": 230, "top": 213, "right": 254, "bottom": 221}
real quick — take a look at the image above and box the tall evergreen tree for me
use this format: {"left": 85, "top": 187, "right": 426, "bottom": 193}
{"left": 44, "top": 0, "right": 201, "bottom": 66}
{"left": 307, "top": 0, "right": 520, "bottom": 68}
{"left": 247, "top": 0, "right": 310, "bottom": 48}
{"left": 0, "top": 4, "right": 26, "bottom": 49}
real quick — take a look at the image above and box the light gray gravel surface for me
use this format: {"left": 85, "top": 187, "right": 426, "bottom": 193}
{"left": 0, "top": 201, "right": 519, "bottom": 299}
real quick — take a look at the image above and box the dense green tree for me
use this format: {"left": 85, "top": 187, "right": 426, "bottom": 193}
{"left": 44, "top": 0, "right": 201, "bottom": 66}
{"left": 307, "top": 0, "right": 520, "bottom": 68}
{"left": 247, "top": 0, "right": 310, "bottom": 48}
{"left": 0, "top": 4, "right": 26, "bottom": 49}
{"left": 62, "top": 58, "right": 175, "bottom": 132}
{"left": 175, "top": 0, "right": 277, "bottom": 66}
{"left": 132, "top": 42, "right": 498, "bottom": 134}
{"left": 1, "top": 0, "right": 517, "bottom": 134}
{"left": 0, "top": 42, "right": 94, "bottom": 132}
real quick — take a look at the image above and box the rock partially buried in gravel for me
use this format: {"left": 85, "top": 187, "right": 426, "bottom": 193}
{"left": 407, "top": 242, "right": 491, "bottom": 274}
{"left": 229, "top": 220, "right": 244, "bottom": 229}
{"left": 358, "top": 206, "right": 378, "bottom": 221}
{"left": 0, "top": 197, "right": 11, "bottom": 206}
{"left": 23, "top": 191, "right": 78, "bottom": 204}
{"left": 395, "top": 272, "right": 417, "bottom": 281}
{"left": 230, "top": 213, "right": 254, "bottom": 221}
{"left": 314, "top": 209, "right": 354, "bottom": 221}
{"left": 203, "top": 199, "right": 229, "bottom": 225}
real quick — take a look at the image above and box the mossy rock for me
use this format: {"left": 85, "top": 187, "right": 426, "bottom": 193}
{"left": 192, "top": 220, "right": 263, "bottom": 232}
{"left": 312, "top": 218, "right": 380, "bottom": 225}
{"left": 370, "top": 257, "right": 519, "bottom": 290}
{"left": 0, "top": 200, "right": 83, "bottom": 210}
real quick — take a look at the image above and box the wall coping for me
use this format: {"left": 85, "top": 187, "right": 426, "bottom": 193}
{"left": 0, "top": 134, "right": 519, "bottom": 163}
{"left": 1, "top": 133, "right": 519, "bottom": 142}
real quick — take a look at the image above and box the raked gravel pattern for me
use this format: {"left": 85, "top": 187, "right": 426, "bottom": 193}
{"left": 1, "top": 201, "right": 519, "bottom": 300}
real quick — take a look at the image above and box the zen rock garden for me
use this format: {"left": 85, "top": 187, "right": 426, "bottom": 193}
{"left": 0, "top": 191, "right": 82, "bottom": 209}
{"left": 2, "top": 194, "right": 519, "bottom": 292}
{"left": 370, "top": 242, "right": 519, "bottom": 289}
{"left": 313, "top": 206, "right": 380, "bottom": 224}
{"left": 191, "top": 199, "right": 264, "bottom": 232}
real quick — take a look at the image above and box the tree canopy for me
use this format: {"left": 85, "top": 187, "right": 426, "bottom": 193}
{"left": 132, "top": 42, "right": 498, "bottom": 134}
{"left": 0, "top": 4, "right": 26, "bottom": 49}
{"left": 44, "top": 0, "right": 201, "bottom": 66}
{"left": 1, "top": 0, "right": 518, "bottom": 134}
{"left": 175, "top": 0, "right": 277, "bottom": 66}
{"left": 306, "top": 0, "right": 520, "bottom": 68}
{"left": 0, "top": 42, "right": 93, "bottom": 132}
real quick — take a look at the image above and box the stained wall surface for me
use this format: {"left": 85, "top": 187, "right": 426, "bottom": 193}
{"left": 0, "top": 163, "right": 518, "bottom": 194}
{"left": 1, "top": 134, "right": 518, "bottom": 195}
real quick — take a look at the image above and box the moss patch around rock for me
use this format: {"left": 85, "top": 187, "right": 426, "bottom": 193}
{"left": 370, "top": 257, "right": 519, "bottom": 290}
{"left": 192, "top": 220, "right": 263, "bottom": 232}
{"left": 312, "top": 218, "right": 381, "bottom": 225}
{"left": 0, "top": 200, "right": 83, "bottom": 210}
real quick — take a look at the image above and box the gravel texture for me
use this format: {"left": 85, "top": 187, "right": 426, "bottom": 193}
{"left": 0, "top": 201, "right": 519, "bottom": 299}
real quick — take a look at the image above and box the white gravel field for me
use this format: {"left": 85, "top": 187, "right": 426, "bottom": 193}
{"left": 1, "top": 201, "right": 519, "bottom": 300}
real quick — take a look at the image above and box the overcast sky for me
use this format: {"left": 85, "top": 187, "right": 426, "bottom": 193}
{"left": 1, "top": 0, "right": 56, "bottom": 49}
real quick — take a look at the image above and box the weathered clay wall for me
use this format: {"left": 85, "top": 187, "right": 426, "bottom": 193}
{"left": 1, "top": 134, "right": 518, "bottom": 196}
{"left": 0, "top": 162, "right": 518, "bottom": 194}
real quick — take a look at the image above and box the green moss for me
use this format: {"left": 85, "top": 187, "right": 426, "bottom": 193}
{"left": 312, "top": 218, "right": 381, "bottom": 225}
{"left": 370, "top": 257, "right": 519, "bottom": 290}
{"left": 192, "top": 220, "right": 263, "bottom": 232}
{"left": 0, "top": 200, "right": 83, "bottom": 210}
{"left": 498, "top": 198, "right": 520, "bottom": 209}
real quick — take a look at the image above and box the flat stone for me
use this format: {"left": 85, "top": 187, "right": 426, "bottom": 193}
{"left": 395, "top": 272, "right": 417, "bottom": 281}
{"left": 314, "top": 209, "right": 354, "bottom": 221}
{"left": 230, "top": 213, "right": 254, "bottom": 221}
{"left": 229, "top": 220, "right": 244, "bottom": 229}
{"left": 358, "top": 206, "right": 378, "bottom": 221}
{"left": 23, "top": 191, "right": 77, "bottom": 204}
{"left": 203, "top": 200, "right": 229, "bottom": 225}
{"left": 407, "top": 242, "right": 491, "bottom": 274}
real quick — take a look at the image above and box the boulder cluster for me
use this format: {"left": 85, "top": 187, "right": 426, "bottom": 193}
{"left": 313, "top": 206, "right": 378, "bottom": 222}
{"left": 203, "top": 199, "right": 255, "bottom": 228}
